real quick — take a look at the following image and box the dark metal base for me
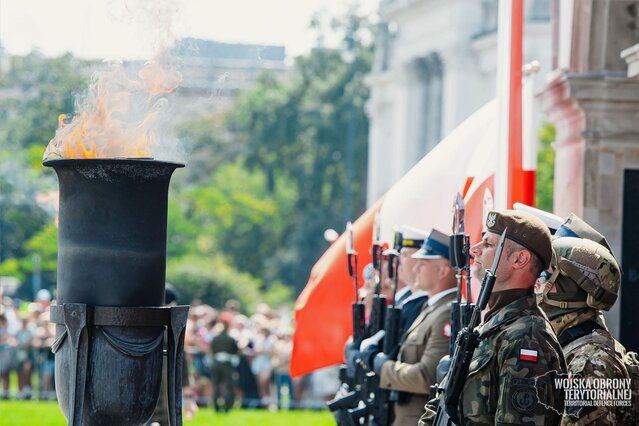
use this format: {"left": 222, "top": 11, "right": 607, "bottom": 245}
{"left": 50, "top": 304, "right": 189, "bottom": 426}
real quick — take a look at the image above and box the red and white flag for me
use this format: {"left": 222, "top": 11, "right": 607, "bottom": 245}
{"left": 519, "top": 348, "right": 539, "bottom": 363}
{"left": 496, "top": 0, "right": 535, "bottom": 209}
{"left": 291, "top": 101, "right": 499, "bottom": 377}
{"left": 291, "top": 1, "right": 537, "bottom": 377}
{"left": 443, "top": 322, "right": 452, "bottom": 338}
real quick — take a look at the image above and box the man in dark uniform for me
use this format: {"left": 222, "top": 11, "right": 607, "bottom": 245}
{"left": 420, "top": 210, "right": 567, "bottom": 425}
{"left": 210, "top": 313, "right": 239, "bottom": 412}
{"left": 394, "top": 226, "right": 430, "bottom": 339}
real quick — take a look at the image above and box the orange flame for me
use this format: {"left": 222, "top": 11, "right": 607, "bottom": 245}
{"left": 44, "top": 60, "right": 181, "bottom": 161}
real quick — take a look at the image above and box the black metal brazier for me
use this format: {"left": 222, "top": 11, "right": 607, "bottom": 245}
{"left": 44, "top": 159, "right": 188, "bottom": 426}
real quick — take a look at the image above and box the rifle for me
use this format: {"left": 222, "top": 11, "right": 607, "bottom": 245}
{"left": 345, "top": 215, "right": 388, "bottom": 425}
{"left": 364, "top": 230, "right": 403, "bottom": 426}
{"left": 347, "top": 221, "right": 367, "bottom": 343}
{"left": 436, "top": 194, "right": 473, "bottom": 385}
{"left": 432, "top": 228, "right": 507, "bottom": 426}
{"left": 384, "top": 229, "right": 403, "bottom": 356}
{"left": 327, "top": 222, "right": 367, "bottom": 423}
{"left": 331, "top": 216, "right": 391, "bottom": 425}
{"left": 369, "top": 214, "right": 387, "bottom": 336}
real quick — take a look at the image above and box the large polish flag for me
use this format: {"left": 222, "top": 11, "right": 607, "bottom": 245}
{"left": 290, "top": 0, "right": 534, "bottom": 377}
{"left": 291, "top": 101, "right": 499, "bottom": 377}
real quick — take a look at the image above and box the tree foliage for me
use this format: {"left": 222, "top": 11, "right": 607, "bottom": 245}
{"left": 536, "top": 122, "right": 555, "bottom": 212}
{"left": 0, "top": 11, "right": 374, "bottom": 305}
{"left": 224, "top": 13, "right": 373, "bottom": 291}
{"left": 0, "top": 53, "right": 87, "bottom": 295}
{"left": 167, "top": 161, "right": 297, "bottom": 285}
{"left": 0, "top": 53, "right": 87, "bottom": 153}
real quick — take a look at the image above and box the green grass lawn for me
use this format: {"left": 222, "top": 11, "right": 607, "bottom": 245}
{"left": 0, "top": 400, "right": 335, "bottom": 425}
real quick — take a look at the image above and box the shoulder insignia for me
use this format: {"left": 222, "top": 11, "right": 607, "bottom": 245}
{"left": 519, "top": 348, "right": 538, "bottom": 363}
{"left": 443, "top": 322, "right": 451, "bottom": 337}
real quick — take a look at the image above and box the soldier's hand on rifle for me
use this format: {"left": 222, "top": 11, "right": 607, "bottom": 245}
{"left": 344, "top": 339, "right": 360, "bottom": 378}
{"left": 359, "top": 330, "right": 385, "bottom": 352}
{"left": 372, "top": 352, "right": 390, "bottom": 375}
{"left": 359, "top": 330, "right": 385, "bottom": 369}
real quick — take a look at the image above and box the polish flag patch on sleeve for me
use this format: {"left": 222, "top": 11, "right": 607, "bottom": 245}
{"left": 443, "top": 322, "right": 451, "bottom": 337}
{"left": 519, "top": 348, "right": 538, "bottom": 362}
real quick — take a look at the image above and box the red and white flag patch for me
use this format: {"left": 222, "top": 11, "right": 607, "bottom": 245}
{"left": 519, "top": 348, "right": 538, "bottom": 362}
{"left": 443, "top": 322, "right": 451, "bottom": 337}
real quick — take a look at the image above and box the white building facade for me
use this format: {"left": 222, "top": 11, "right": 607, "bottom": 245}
{"left": 366, "top": 0, "right": 552, "bottom": 205}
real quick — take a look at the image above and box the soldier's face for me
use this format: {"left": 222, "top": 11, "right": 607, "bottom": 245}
{"left": 470, "top": 232, "right": 501, "bottom": 282}
{"left": 412, "top": 259, "right": 439, "bottom": 292}
{"left": 399, "top": 248, "right": 418, "bottom": 288}
{"left": 379, "top": 260, "right": 394, "bottom": 298}
{"left": 471, "top": 233, "right": 516, "bottom": 287}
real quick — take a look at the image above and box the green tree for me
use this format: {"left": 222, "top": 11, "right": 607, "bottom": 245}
{"left": 226, "top": 12, "right": 373, "bottom": 291}
{"left": 0, "top": 53, "right": 88, "bottom": 296}
{"left": 166, "top": 254, "right": 263, "bottom": 312}
{"left": 166, "top": 159, "right": 298, "bottom": 307}
{"left": 167, "top": 161, "right": 296, "bottom": 285}
{"left": 536, "top": 122, "right": 555, "bottom": 212}
{"left": 0, "top": 151, "right": 49, "bottom": 261}
{"left": 0, "top": 52, "right": 88, "bottom": 155}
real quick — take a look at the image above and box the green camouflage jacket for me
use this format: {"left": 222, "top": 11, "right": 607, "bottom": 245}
{"left": 553, "top": 309, "right": 636, "bottom": 425}
{"left": 420, "top": 293, "right": 567, "bottom": 425}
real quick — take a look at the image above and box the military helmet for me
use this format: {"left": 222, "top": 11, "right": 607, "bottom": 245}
{"left": 554, "top": 213, "right": 615, "bottom": 259}
{"left": 544, "top": 237, "right": 621, "bottom": 311}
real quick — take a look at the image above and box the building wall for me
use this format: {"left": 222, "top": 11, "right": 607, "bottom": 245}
{"left": 366, "top": 0, "right": 551, "bottom": 205}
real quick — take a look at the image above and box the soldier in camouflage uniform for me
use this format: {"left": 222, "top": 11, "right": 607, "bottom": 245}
{"left": 420, "top": 210, "right": 567, "bottom": 425}
{"left": 537, "top": 214, "right": 637, "bottom": 425}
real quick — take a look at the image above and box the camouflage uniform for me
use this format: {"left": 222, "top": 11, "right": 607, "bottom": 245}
{"left": 538, "top": 234, "right": 637, "bottom": 425}
{"left": 420, "top": 291, "right": 567, "bottom": 425}
{"left": 553, "top": 310, "right": 634, "bottom": 425}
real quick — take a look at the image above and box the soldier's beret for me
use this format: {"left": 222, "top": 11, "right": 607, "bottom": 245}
{"left": 485, "top": 209, "right": 552, "bottom": 268}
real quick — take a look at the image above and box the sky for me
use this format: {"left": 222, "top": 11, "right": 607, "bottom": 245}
{"left": 0, "top": 0, "right": 379, "bottom": 61}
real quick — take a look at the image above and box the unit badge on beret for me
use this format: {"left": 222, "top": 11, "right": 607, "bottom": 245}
{"left": 486, "top": 212, "right": 497, "bottom": 228}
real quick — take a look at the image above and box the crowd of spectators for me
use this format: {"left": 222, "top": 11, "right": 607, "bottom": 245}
{"left": 0, "top": 288, "right": 56, "bottom": 401}
{"left": 0, "top": 288, "right": 340, "bottom": 411}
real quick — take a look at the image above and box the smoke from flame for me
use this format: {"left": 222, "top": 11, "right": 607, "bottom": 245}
{"left": 43, "top": 59, "right": 182, "bottom": 161}
{"left": 44, "top": 1, "right": 187, "bottom": 164}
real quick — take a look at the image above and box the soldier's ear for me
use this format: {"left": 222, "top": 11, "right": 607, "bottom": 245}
{"left": 438, "top": 263, "right": 451, "bottom": 279}
{"left": 511, "top": 249, "right": 532, "bottom": 270}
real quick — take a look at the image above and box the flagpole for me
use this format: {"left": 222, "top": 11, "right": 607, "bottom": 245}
{"left": 497, "top": 0, "right": 526, "bottom": 209}
{"left": 496, "top": 0, "right": 512, "bottom": 210}
{"left": 508, "top": 0, "right": 524, "bottom": 208}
